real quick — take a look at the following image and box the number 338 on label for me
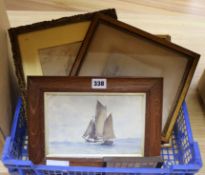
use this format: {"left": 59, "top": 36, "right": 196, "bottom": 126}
{"left": 91, "top": 79, "right": 107, "bottom": 89}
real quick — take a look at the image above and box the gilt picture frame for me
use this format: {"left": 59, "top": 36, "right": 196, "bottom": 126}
{"left": 70, "top": 14, "right": 200, "bottom": 142}
{"left": 9, "top": 9, "right": 117, "bottom": 89}
{"left": 28, "top": 77, "right": 162, "bottom": 166}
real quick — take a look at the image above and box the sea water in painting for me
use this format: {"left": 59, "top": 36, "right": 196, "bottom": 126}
{"left": 44, "top": 92, "right": 146, "bottom": 158}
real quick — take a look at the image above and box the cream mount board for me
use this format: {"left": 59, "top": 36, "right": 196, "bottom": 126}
{"left": 18, "top": 22, "right": 90, "bottom": 81}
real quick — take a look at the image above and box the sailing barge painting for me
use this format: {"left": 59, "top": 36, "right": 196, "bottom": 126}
{"left": 45, "top": 93, "right": 145, "bottom": 157}
{"left": 83, "top": 101, "right": 115, "bottom": 145}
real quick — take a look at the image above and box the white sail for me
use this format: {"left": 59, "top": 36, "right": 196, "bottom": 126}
{"left": 103, "top": 113, "right": 116, "bottom": 140}
{"left": 94, "top": 101, "right": 107, "bottom": 138}
{"left": 82, "top": 119, "right": 95, "bottom": 139}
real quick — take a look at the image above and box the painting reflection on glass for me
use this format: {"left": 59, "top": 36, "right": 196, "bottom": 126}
{"left": 44, "top": 92, "right": 146, "bottom": 158}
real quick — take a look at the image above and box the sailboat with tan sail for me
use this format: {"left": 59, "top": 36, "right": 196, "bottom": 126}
{"left": 82, "top": 100, "right": 115, "bottom": 145}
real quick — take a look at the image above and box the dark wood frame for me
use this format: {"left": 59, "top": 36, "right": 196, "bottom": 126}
{"left": 70, "top": 13, "right": 200, "bottom": 142}
{"left": 9, "top": 9, "right": 117, "bottom": 90}
{"left": 28, "top": 76, "right": 163, "bottom": 165}
{"left": 104, "top": 156, "right": 163, "bottom": 168}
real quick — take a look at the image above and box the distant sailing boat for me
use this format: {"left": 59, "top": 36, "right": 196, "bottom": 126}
{"left": 82, "top": 101, "right": 115, "bottom": 145}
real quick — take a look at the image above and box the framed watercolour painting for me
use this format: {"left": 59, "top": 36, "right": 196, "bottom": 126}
{"left": 70, "top": 14, "right": 200, "bottom": 142}
{"left": 9, "top": 9, "right": 117, "bottom": 89}
{"left": 28, "top": 77, "right": 162, "bottom": 166}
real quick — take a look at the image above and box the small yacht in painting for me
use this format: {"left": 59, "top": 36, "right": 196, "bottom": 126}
{"left": 82, "top": 101, "right": 115, "bottom": 145}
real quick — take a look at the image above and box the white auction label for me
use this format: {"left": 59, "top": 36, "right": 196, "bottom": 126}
{"left": 91, "top": 78, "right": 107, "bottom": 89}
{"left": 46, "top": 160, "right": 69, "bottom": 166}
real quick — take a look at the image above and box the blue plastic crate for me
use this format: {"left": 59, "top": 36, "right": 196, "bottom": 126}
{"left": 1, "top": 98, "right": 202, "bottom": 175}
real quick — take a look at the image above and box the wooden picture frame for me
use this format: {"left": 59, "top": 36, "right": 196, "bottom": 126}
{"left": 28, "top": 77, "right": 162, "bottom": 166}
{"left": 70, "top": 14, "right": 200, "bottom": 142}
{"left": 104, "top": 156, "right": 163, "bottom": 168}
{"left": 9, "top": 9, "right": 117, "bottom": 89}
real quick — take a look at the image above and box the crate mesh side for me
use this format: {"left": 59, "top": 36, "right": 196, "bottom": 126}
{"left": 9, "top": 105, "right": 28, "bottom": 160}
{"left": 161, "top": 108, "right": 194, "bottom": 168}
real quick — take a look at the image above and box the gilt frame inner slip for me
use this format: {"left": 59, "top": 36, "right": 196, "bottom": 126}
{"left": 70, "top": 14, "right": 200, "bottom": 142}
{"left": 9, "top": 9, "right": 117, "bottom": 89}
{"left": 28, "top": 77, "right": 162, "bottom": 165}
